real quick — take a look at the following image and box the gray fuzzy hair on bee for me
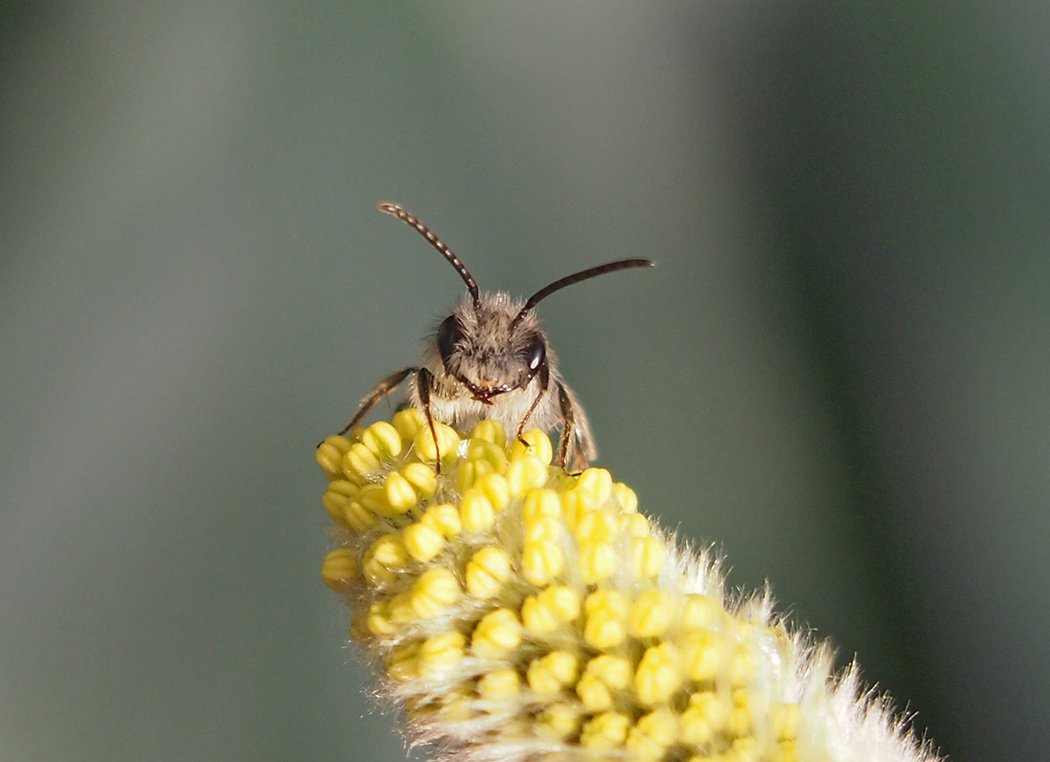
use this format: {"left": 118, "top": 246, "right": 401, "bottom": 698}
{"left": 335, "top": 202, "right": 653, "bottom": 472}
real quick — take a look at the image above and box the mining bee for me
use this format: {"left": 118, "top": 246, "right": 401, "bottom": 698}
{"left": 337, "top": 202, "right": 652, "bottom": 471}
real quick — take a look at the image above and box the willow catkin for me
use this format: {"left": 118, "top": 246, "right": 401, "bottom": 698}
{"left": 316, "top": 410, "right": 940, "bottom": 762}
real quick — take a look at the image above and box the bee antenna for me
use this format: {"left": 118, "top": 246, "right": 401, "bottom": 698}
{"left": 514, "top": 258, "right": 654, "bottom": 324}
{"left": 378, "top": 202, "right": 481, "bottom": 308}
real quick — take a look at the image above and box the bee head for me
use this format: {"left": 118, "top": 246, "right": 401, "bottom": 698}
{"left": 377, "top": 201, "right": 653, "bottom": 404}
{"left": 435, "top": 294, "right": 548, "bottom": 404}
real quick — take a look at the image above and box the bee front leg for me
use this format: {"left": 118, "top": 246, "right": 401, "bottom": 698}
{"left": 515, "top": 363, "right": 550, "bottom": 448}
{"left": 415, "top": 367, "right": 443, "bottom": 475}
{"left": 556, "top": 381, "right": 596, "bottom": 472}
{"left": 335, "top": 367, "right": 417, "bottom": 437}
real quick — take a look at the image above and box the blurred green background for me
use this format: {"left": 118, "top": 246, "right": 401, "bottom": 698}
{"left": 2, "top": 3, "right": 1047, "bottom": 761}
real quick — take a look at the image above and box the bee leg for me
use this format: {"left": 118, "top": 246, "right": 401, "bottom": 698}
{"left": 416, "top": 367, "right": 443, "bottom": 475}
{"left": 556, "top": 381, "right": 596, "bottom": 472}
{"left": 334, "top": 367, "right": 417, "bottom": 438}
{"left": 515, "top": 364, "right": 550, "bottom": 448}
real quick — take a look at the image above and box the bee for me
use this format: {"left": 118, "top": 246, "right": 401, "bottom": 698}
{"left": 336, "top": 202, "right": 653, "bottom": 472}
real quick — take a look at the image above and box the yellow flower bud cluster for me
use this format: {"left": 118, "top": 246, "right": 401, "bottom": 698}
{"left": 316, "top": 411, "right": 939, "bottom": 762}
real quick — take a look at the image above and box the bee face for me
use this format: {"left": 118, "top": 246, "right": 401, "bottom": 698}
{"left": 434, "top": 294, "right": 548, "bottom": 405}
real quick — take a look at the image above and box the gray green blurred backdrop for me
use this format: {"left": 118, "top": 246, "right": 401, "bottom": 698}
{"left": 2, "top": 3, "right": 1047, "bottom": 761}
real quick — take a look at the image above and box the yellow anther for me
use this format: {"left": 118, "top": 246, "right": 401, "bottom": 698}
{"left": 536, "top": 704, "right": 578, "bottom": 740}
{"left": 550, "top": 650, "right": 583, "bottom": 688}
{"left": 465, "top": 546, "right": 512, "bottom": 599}
{"left": 732, "top": 687, "right": 755, "bottom": 708}
{"left": 728, "top": 643, "right": 757, "bottom": 687}
{"left": 399, "top": 462, "right": 437, "bottom": 499}
{"left": 385, "top": 642, "right": 419, "bottom": 682}
{"left": 585, "top": 654, "right": 632, "bottom": 689}
{"left": 343, "top": 500, "right": 378, "bottom": 533}
{"left": 523, "top": 515, "right": 562, "bottom": 544}
{"left": 732, "top": 737, "right": 759, "bottom": 758}
{"left": 635, "top": 642, "right": 682, "bottom": 706}
{"left": 627, "top": 708, "right": 680, "bottom": 759}
{"left": 628, "top": 589, "right": 675, "bottom": 638}
{"left": 688, "top": 688, "right": 730, "bottom": 713}
{"left": 558, "top": 489, "right": 586, "bottom": 531}
{"left": 682, "top": 593, "right": 720, "bottom": 631}
{"left": 575, "top": 467, "right": 613, "bottom": 508}
{"left": 471, "top": 608, "right": 522, "bottom": 658}
{"left": 585, "top": 589, "right": 629, "bottom": 617}
{"left": 631, "top": 535, "right": 665, "bottom": 579}
{"left": 410, "top": 568, "right": 460, "bottom": 619}
{"left": 619, "top": 511, "right": 651, "bottom": 538}
{"left": 551, "top": 472, "right": 572, "bottom": 490}
{"left": 771, "top": 703, "right": 801, "bottom": 741}
{"left": 522, "top": 540, "right": 563, "bottom": 586}
{"left": 315, "top": 435, "right": 351, "bottom": 480}
{"left": 344, "top": 442, "right": 381, "bottom": 478}
{"left": 510, "top": 428, "right": 553, "bottom": 465}
{"left": 577, "top": 540, "right": 616, "bottom": 584}
{"left": 727, "top": 703, "right": 752, "bottom": 738}
{"left": 469, "top": 419, "right": 506, "bottom": 447}
{"left": 476, "top": 472, "right": 510, "bottom": 512}
{"left": 364, "top": 601, "right": 395, "bottom": 637}
{"left": 477, "top": 667, "right": 520, "bottom": 700}
{"left": 321, "top": 480, "right": 358, "bottom": 523}
{"left": 361, "top": 421, "right": 402, "bottom": 459}
{"left": 358, "top": 484, "right": 393, "bottom": 516}
{"left": 773, "top": 740, "right": 800, "bottom": 762}
{"left": 456, "top": 457, "right": 493, "bottom": 492}
{"left": 576, "top": 673, "right": 614, "bottom": 711}
{"left": 624, "top": 733, "right": 665, "bottom": 761}
{"left": 320, "top": 547, "right": 358, "bottom": 591}
{"left": 403, "top": 522, "right": 445, "bottom": 563}
{"left": 383, "top": 470, "right": 418, "bottom": 513}
{"left": 680, "top": 630, "right": 725, "bottom": 682}
{"left": 347, "top": 606, "right": 370, "bottom": 642}
{"left": 575, "top": 675, "right": 613, "bottom": 717}
{"left": 522, "top": 488, "right": 562, "bottom": 522}
{"left": 680, "top": 690, "right": 728, "bottom": 745}
{"left": 363, "top": 534, "right": 408, "bottom": 586}
{"left": 521, "top": 594, "right": 559, "bottom": 634}
{"left": 506, "top": 455, "right": 549, "bottom": 497}
{"left": 459, "top": 489, "right": 496, "bottom": 533}
{"left": 413, "top": 421, "right": 460, "bottom": 464}
{"left": 438, "top": 692, "right": 475, "bottom": 722}
{"left": 387, "top": 591, "right": 416, "bottom": 626}
{"left": 542, "top": 584, "right": 581, "bottom": 622}
{"left": 613, "top": 481, "right": 638, "bottom": 514}
{"left": 574, "top": 509, "right": 618, "bottom": 544}
{"left": 392, "top": 408, "right": 425, "bottom": 442}
{"left": 421, "top": 503, "right": 461, "bottom": 538}
{"left": 466, "top": 438, "right": 509, "bottom": 475}
{"left": 522, "top": 584, "right": 579, "bottom": 634}
{"left": 417, "top": 631, "right": 466, "bottom": 678}
{"left": 527, "top": 651, "right": 578, "bottom": 696}
{"left": 583, "top": 595, "right": 628, "bottom": 649}
{"left": 580, "top": 711, "right": 630, "bottom": 749}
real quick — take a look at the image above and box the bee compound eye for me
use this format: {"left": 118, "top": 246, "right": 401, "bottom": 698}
{"left": 436, "top": 315, "right": 461, "bottom": 366}
{"left": 524, "top": 334, "right": 546, "bottom": 374}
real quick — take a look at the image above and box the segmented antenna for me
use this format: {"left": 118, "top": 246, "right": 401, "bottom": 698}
{"left": 378, "top": 202, "right": 481, "bottom": 308}
{"left": 514, "top": 258, "right": 654, "bottom": 325}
